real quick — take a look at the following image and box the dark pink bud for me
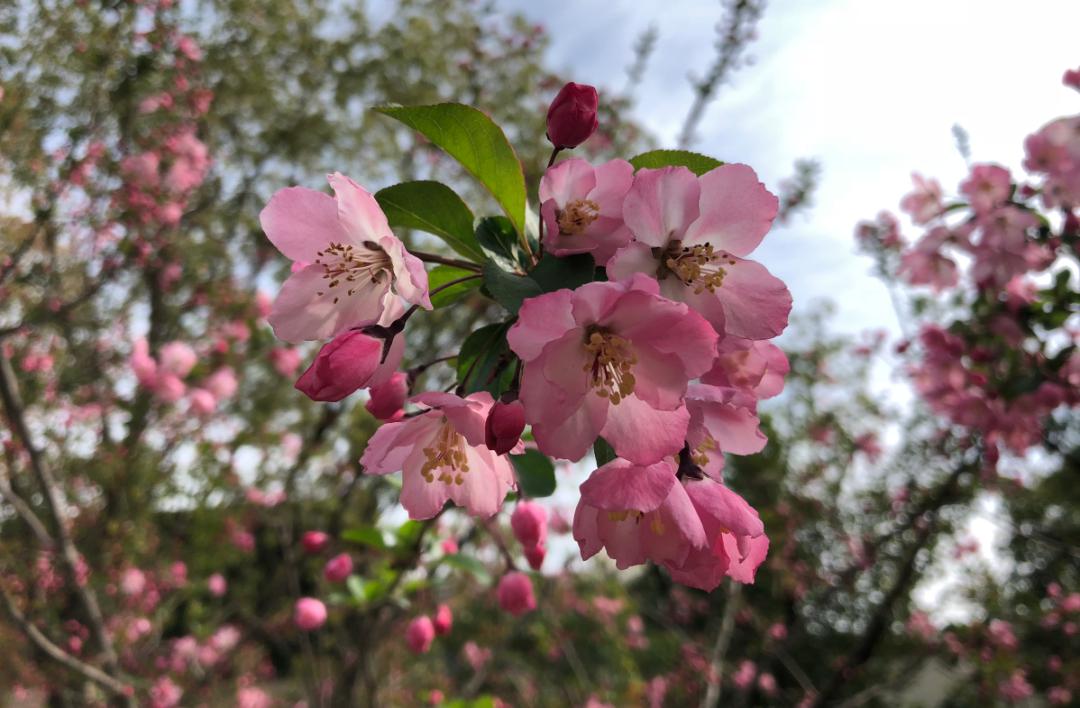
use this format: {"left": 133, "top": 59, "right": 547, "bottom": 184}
{"left": 323, "top": 553, "right": 353, "bottom": 583}
{"left": 510, "top": 501, "right": 548, "bottom": 549}
{"left": 484, "top": 400, "right": 525, "bottom": 455}
{"left": 365, "top": 371, "right": 407, "bottom": 421}
{"left": 433, "top": 603, "right": 453, "bottom": 635}
{"left": 295, "top": 331, "right": 383, "bottom": 402}
{"left": 294, "top": 598, "right": 327, "bottom": 631}
{"left": 546, "top": 82, "right": 599, "bottom": 149}
{"left": 301, "top": 531, "right": 330, "bottom": 554}
{"left": 406, "top": 615, "right": 435, "bottom": 654}
{"left": 497, "top": 571, "right": 536, "bottom": 616}
{"left": 524, "top": 544, "right": 546, "bottom": 571}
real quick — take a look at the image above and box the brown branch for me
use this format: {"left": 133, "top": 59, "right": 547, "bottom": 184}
{"left": 410, "top": 250, "right": 483, "bottom": 272}
{"left": 0, "top": 581, "right": 130, "bottom": 698}
{"left": 701, "top": 581, "right": 742, "bottom": 708}
{"left": 0, "top": 355, "right": 124, "bottom": 681}
{"left": 0, "top": 466, "right": 54, "bottom": 548}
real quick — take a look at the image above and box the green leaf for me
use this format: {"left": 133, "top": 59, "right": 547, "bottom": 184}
{"left": 628, "top": 149, "right": 724, "bottom": 176}
{"left": 475, "top": 216, "right": 524, "bottom": 272}
{"left": 374, "top": 103, "right": 527, "bottom": 235}
{"left": 428, "top": 265, "right": 480, "bottom": 308}
{"left": 341, "top": 526, "right": 388, "bottom": 550}
{"left": 512, "top": 449, "right": 557, "bottom": 498}
{"left": 456, "top": 322, "right": 515, "bottom": 396}
{"left": 529, "top": 252, "right": 596, "bottom": 292}
{"left": 346, "top": 575, "right": 367, "bottom": 601}
{"left": 483, "top": 261, "right": 542, "bottom": 316}
{"left": 394, "top": 520, "right": 425, "bottom": 548}
{"left": 593, "top": 437, "right": 616, "bottom": 466}
{"left": 374, "top": 180, "right": 482, "bottom": 262}
{"left": 441, "top": 553, "right": 491, "bottom": 584}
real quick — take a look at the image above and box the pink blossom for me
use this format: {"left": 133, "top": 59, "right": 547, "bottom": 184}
{"left": 484, "top": 399, "right": 526, "bottom": 456}
{"left": 1049, "top": 687, "right": 1073, "bottom": 705}
{"left": 524, "top": 544, "right": 546, "bottom": 570}
{"left": 323, "top": 553, "right": 353, "bottom": 583}
{"left": 153, "top": 374, "right": 186, "bottom": 403}
{"left": 539, "top": 158, "right": 633, "bottom": 264}
{"left": 366, "top": 370, "right": 408, "bottom": 421}
{"left": 270, "top": 347, "right": 302, "bottom": 377}
{"left": 295, "top": 330, "right": 403, "bottom": 402}
{"left": 507, "top": 274, "right": 717, "bottom": 464}
{"left": 607, "top": 164, "right": 790, "bottom": 340}
{"left": 205, "top": 367, "right": 238, "bottom": 400}
{"left": 150, "top": 676, "right": 183, "bottom": 708}
{"left": 511, "top": 501, "right": 548, "bottom": 550}
{"left": 121, "top": 152, "right": 160, "bottom": 189}
{"left": 163, "top": 130, "right": 210, "bottom": 195}
{"left": 301, "top": 531, "right": 330, "bottom": 554}
{"left": 546, "top": 82, "right": 599, "bottom": 149}
{"left": 898, "top": 227, "right": 959, "bottom": 291}
{"left": 293, "top": 597, "right": 327, "bottom": 631}
{"left": 988, "top": 619, "right": 1018, "bottom": 650}
{"left": 960, "top": 164, "right": 1012, "bottom": 215}
{"left": 899, "top": 173, "right": 944, "bottom": 224}
{"left": 361, "top": 391, "right": 516, "bottom": 519}
{"left": 702, "top": 337, "right": 788, "bottom": 400}
{"left": 236, "top": 687, "right": 273, "bottom": 708}
{"left": 463, "top": 641, "right": 492, "bottom": 670}
{"left": 120, "top": 568, "right": 147, "bottom": 596}
{"left": 260, "top": 173, "right": 430, "bottom": 342}
{"left": 175, "top": 35, "right": 202, "bottom": 61}
{"left": 732, "top": 660, "right": 756, "bottom": 690}
{"left": 131, "top": 338, "right": 158, "bottom": 387}
{"left": 998, "top": 670, "right": 1033, "bottom": 702}
{"left": 207, "top": 573, "right": 227, "bottom": 597}
{"left": 441, "top": 538, "right": 459, "bottom": 555}
{"left": 684, "top": 383, "right": 767, "bottom": 480}
{"left": 497, "top": 571, "right": 536, "bottom": 616}
{"left": 757, "top": 672, "right": 778, "bottom": 696}
{"left": 158, "top": 341, "right": 197, "bottom": 377}
{"left": 406, "top": 615, "right": 436, "bottom": 654}
{"left": 433, "top": 603, "right": 453, "bottom": 636}
{"left": 189, "top": 387, "right": 216, "bottom": 415}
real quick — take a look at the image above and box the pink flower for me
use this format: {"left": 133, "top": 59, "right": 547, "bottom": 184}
{"left": 441, "top": 538, "right": 459, "bottom": 555}
{"left": 463, "top": 641, "right": 492, "bottom": 670}
{"left": 120, "top": 568, "right": 147, "bottom": 596}
{"left": 539, "top": 158, "right": 633, "bottom": 265}
{"left": 507, "top": 275, "right": 717, "bottom": 464}
{"left": 899, "top": 173, "right": 944, "bottom": 224}
{"left": 511, "top": 501, "right": 548, "bottom": 550}
{"left": 684, "top": 383, "right": 767, "bottom": 480}
{"left": 121, "top": 152, "right": 160, "bottom": 189}
{"left": 960, "top": 164, "right": 1012, "bottom": 215}
{"left": 497, "top": 571, "right": 536, "bottom": 616}
{"left": 260, "top": 173, "right": 430, "bottom": 342}
{"left": 733, "top": 660, "right": 757, "bottom": 690}
{"left": 524, "top": 544, "right": 546, "bottom": 570}
{"left": 323, "top": 553, "right": 353, "bottom": 583}
{"left": 433, "top": 603, "right": 453, "bottom": 635}
{"left": 207, "top": 573, "right": 227, "bottom": 597}
{"left": 898, "top": 227, "right": 959, "bottom": 291}
{"left": 295, "top": 330, "right": 403, "bottom": 402}
{"left": 159, "top": 341, "right": 197, "bottom": 378}
{"left": 270, "top": 347, "right": 302, "bottom": 377}
{"left": 485, "top": 399, "right": 526, "bottom": 456}
{"left": 205, "top": 367, "right": 238, "bottom": 400}
{"left": 150, "top": 676, "right": 183, "bottom": 708}
{"left": 573, "top": 465, "right": 768, "bottom": 590}
{"left": 607, "top": 165, "right": 791, "bottom": 340}
{"left": 293, "top": 597, "right": 327, "bottom": 631}
{"left": 546, "top": 82, "right": 599, "bottom": 149}
{"left": 361, "top": 392, "right": 516, "bottom": 519}
{"left": 131, "top": 338, "right": 158, "bottom": 387}
{"left": 301, "top": 531, "right": 330, "bottom": 554}
{"left": 366, "top": 370, "right": 408, "bottom": 421}
{"left": 236, "top": 687, "right": 273, "bottom": 708}
{"left": 153, "top": 374, "right": 186, "bottom": 403}
{"left": 702, "top": 338, "right": 789, "bottom": 400}
{"left": 188, "top": 388, "right": 216, "bottom": 415}
{"left": 406, "top": 615, "right": 436, "bottom": 654}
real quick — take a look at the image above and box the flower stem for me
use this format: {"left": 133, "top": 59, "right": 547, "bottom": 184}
{"left": 412, "top": 250, "right": 483, "bottom": 272}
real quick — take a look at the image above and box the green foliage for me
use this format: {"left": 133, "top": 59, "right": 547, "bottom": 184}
{"left": 455, "top": 322, "right": 515, "bottom": 395}
{"left": 511, "top": 449, "right": 556, "bottom": 498}
{"left": 428, "top": 264, "right": 481, "bottom": 308}
{"left": 628, "top": 149, "right": 724, "bottom": 175}
{"left": 374, "top": 103, "right": 528, "bottom": 236}
{"left": 375, "top": 180, "right": 482, "bottom": 262}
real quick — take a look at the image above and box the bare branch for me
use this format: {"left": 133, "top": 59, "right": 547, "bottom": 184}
{"left": 701, "top": 580, "right": 742, "bottom": 708}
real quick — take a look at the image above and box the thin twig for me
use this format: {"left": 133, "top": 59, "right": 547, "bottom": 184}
{"left": 411, "top": 250, "right": 483, "bottom": 272}
{"left": 701, "top": 580, "right": 742, "bottom": 708}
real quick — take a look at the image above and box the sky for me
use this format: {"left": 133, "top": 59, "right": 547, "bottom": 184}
{"left": 500, "top": 0, "right": 1080, "bottom": 339}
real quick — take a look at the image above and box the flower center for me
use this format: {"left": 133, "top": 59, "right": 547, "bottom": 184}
{"left": 657, "top": 241, "right": 734, "bottom": 294}
{"left": 314, "top": 240, "right": 392, "bottom": 304}
{"left": 582, "top": 328, "right": 637, "bottom": 404}
{"left": 421, "top": 419, "right": 470, "bottom": 486}
{"left": 606, "top": 510, "right": 666, "bottom": 535}
{"left": 691, "top": 434, "right": 718, "bottom": 468}
{"left": 556, "top": 199, "right": 600, "bottom": 236}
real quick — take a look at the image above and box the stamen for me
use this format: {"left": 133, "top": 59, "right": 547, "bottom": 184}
{"left": 659, "top": 241, "right": 734, "bottom": 294}
{"left": 556, "top": 199, "right": 601, "bottom": 236}
{"left": 691, "top": 434, "right": 718, "bottom": 468}
{"left": 420, "top": 419, "right": 470, "bottom": 486}
{"left": 582, "top": 329, "right": 637, "bottom": 404}
{"left": 313, "top": 242, "right": 392, "bottom": 299}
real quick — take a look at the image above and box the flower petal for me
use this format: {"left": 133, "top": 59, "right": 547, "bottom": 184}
{"left": 260, "top": 186, "right": 345, "bottom": 263}
{"left": 684, "top": 164, "right": 778, "bottom": 256}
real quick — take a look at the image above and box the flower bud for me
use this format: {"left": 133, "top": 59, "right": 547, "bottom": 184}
{"left": 546, "top": 82, "right": 599, "bottom": 149}
{"left": 433, "top": 603, "right": 453, "bottom": 636}
{"left": 323, "top": 553, "right": 353, "bottom": 583}
{"left": 510, "top": 501, "right": 548, "bottom": 550}
{"left": 484, "top": 400, "right": 525, "bottom": 455}
{"left": 293, "top": 597, "right": 327, "bottom": 631}
{"left": 406, "top": 615, "right": 435, "bottom": 654}
{"left": 301, "top": 531, "right": 330, "bottom": 554}
{"left": 366, "top": 371, "right": 408, "bottom": 421}
{"left": 295, "top": 331, "right": 384, "bottom": 402}
{"left": 207, "top": 573, "right": 227, "bottom": 597}
{"left": 524, "top": 544, "right": 546, "bottom": 571}
{"left": 497, "top": 571, "right": 536, "bottom": 616}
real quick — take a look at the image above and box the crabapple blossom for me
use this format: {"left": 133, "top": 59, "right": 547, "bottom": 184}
{"left": 510, "top": 501, "right": 548, "bottom": 550}
{"left": 361, "top": 392, "right": 516, "bottom": 519}
{"left": 406, "top": 615, "right": 435, "bottom": 654}
{"left": 484, "top": 399, "right": 526, "bottom": 456}
{"left": 323, "top": 553, "right": 353, "bottom": 583}
{"left": 366, "top": 370, "right": 408, "bottom": 421}
{"left": 539, "top": 158, "right": 633, "bottom": 264}
{"left": 207, "top": 573, "right": 227, "bottom": 597}
{"left": 546, "top": 82, "right": 598, "bottom": 149}
{"left": 293, "top": 597, "right": 327, "bottom": 631}
{"left": 433, "top": 604, "right": 453, "bottom": 636}
{"left": 294, "top": 329, "right": 404, "bottom": 402}
{"left": 301, "top": 531, "right": 330, "bottom": 554}
{"left": 261, "top": 172, "right": 430, "bottom": 342}
{"left": 496, "top": 571, "right": 536, "bottom": 616}
{"left": 507, "top": 274, "right": 717, "bottom": 464}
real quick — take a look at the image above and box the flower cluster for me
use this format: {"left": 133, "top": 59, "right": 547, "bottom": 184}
{"left": 259, "top": 84, "right": 791, "bottom": 592}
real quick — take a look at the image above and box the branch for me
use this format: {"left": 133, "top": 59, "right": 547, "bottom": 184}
{"left": 0, "top": 355, "right": 123, "bottom": 678}
{"left": 701, "top": 580, "right": 742, "bottom": 708}
{"left": 0, "top": 581, "right": 131, "bottom": 698}
{"left": 0, "top": 465, "right": 54, "bottom": 548}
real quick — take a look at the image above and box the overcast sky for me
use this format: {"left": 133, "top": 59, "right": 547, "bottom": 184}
{"left": 500, "top": 0, "right": 1080, "bottom": 339}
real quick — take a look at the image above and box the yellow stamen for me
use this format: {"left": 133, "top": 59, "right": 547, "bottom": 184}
{"left": 660, "top": 241, "right": 734, "bottom": 294}
{"left": 582, "top": 329, "right": 637, "bottom": 404}
{"left": 556, "top": 199, "right": 601, "bottom": 236}
{"left": 420, "top": 419, "right": 470, "bottom": 486}
{"left": 692, "top": 434, "right": 718, "bottom": 468}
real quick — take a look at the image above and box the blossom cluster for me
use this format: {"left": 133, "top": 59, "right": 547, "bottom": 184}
{"left": 259, "top": 83, "right": 791, "bottom": 593}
